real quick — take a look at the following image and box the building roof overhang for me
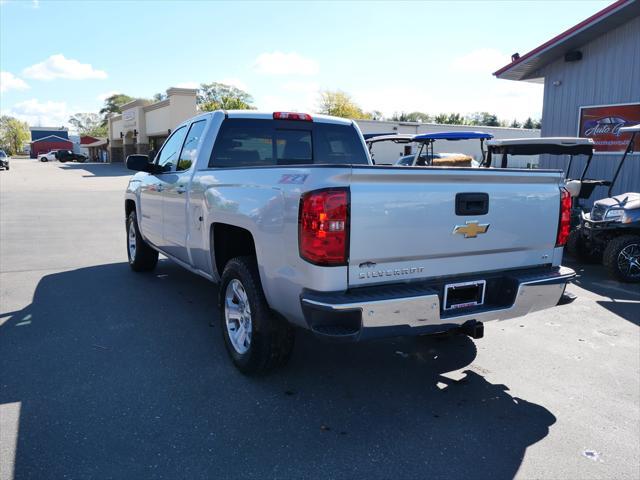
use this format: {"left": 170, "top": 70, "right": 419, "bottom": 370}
{"left": 31, "top": 135, "right": 73, "bottom": 143}
{"left": 494, "top": 0, "right": 640, "bottom": 81}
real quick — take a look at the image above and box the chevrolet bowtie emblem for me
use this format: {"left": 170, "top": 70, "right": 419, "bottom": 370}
{"left": 453, "top": 221, "right": 490, "bottom": 238}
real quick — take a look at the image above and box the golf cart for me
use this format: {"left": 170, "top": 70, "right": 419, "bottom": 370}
{"left": 365, "top": 134, "right": 414, "bottom": 165}
{"left": 365, "top": 131, "right": 493, "bottom": 166}
{"left": 568, "top": 125, "right": 640, "bottom": 282}
{"left": 408, "top": 131, "right": 493, "bottom": 167}
{"left": 485, "top": 137, "right": 601, "bottom": 226}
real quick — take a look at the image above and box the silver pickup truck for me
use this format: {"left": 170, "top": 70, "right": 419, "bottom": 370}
{"left": 124, "top": 111, "right": 575, "bottom": 374}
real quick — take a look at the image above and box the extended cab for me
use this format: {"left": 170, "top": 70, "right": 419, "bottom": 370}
{"left": 124, "top": 111, "right": 575, "bottom": 374}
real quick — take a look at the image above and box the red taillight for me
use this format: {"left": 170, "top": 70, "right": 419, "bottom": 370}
{"left": 299, "top": 188, "right": 349, "bottom": 266}
{"left": 556, "top": 187, "right": 572, "bottom": 246}
{"left": 273, "top": 112, "right": 313, "bottom": 121}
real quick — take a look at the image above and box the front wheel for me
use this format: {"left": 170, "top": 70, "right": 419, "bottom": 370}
{"left": 126, "top": 211, "right": 158, "bottom": 272}
{"left": 219, "top": 256, "right": 294, "bottom": 375}
{"left": 566, "top": 228, "right": 601, "bottom": 263}
{"left": 603, "top": 235, "right": 640, "bottom": 283}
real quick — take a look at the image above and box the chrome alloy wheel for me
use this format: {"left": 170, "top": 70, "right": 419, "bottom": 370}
{"left": 128, "top": 222, "right": 137, "bottom": 261}
{"left": 618, "top": 243, "right": 640, "bottom": 279}
{"left": 224, "top": 279, "right": 253, "bottom": 354}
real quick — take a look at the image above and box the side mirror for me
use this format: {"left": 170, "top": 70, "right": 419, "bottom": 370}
{"left": 126, "top": 154, "right": 152, "bottom": 172}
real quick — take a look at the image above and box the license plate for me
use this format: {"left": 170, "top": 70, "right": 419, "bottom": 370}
{"left": 443, "top": 280, "right": 486, "bottom": 311}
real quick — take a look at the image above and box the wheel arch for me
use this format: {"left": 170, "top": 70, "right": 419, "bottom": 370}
{"left": 210, "top": 223, "right": 257, "bottom": 279}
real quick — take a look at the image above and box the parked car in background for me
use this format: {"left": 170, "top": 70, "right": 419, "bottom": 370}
{"left": 38, "top": 150, "right": 87, "bottom": 163}
{"left": 38, "top": 150, "right": 61, "bottom": 162}
{"left": 56, "top": 150, "right": 87, "bottom": 163}
{"left": 0, "top": 150, "right": 9, "bottom": 170}
{"left": 124, "top": 110, "right": 576, "bottom": 375}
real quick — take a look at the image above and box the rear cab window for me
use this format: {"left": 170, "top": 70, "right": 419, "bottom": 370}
{"left": 209, "top": 118, "right": 368, "bottom": 168}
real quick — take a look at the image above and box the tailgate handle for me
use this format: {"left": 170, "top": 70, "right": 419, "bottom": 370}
{"left": 456, "top": 193, "right": 489, "bottom": 216}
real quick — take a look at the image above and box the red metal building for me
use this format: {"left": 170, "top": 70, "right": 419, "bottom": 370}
{"left": 30, "top": 135, "right": 74, "bottom": 158}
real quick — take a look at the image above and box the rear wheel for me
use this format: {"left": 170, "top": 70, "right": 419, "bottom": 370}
{"left": 603, "top": 235, "right": 640, "bottom": 283}
{"left": 219, "top": 256, "right": 294, "bottom": 375}
{"left": 126, "top": 211, "right": 158, "bottom": 272}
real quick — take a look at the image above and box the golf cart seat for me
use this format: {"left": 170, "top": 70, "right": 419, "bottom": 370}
{"left": 573, "top": 179, "right": 612, "bottom": 199}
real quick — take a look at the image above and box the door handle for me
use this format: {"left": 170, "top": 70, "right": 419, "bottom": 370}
{"left": 176, "top": 186, "right": 186, "bottom": 194}
{"left": 155, "top": 184, "right": 164, "bottom": 192}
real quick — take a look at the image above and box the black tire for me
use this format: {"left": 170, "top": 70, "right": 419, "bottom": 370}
{"left": 219, "top": 256, "right": 294, "bottom": 375}
{"left": 603, "top": 235, "right": 640, "bottom": 283}
{"left": 566, "top": 228, "right": 601, "bottom": 263}
{"left": 126, "top": 211, "right": 158, "bottom": 272}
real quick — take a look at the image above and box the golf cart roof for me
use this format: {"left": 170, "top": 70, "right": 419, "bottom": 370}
{"left": 362, "top": 132, "right": 397, "bottom": 140}
{"left": 620, "top": 124, "right": 640, "bottom": 134}
{"left": 486, "top": 137, "right": 594, "bottom": 155}
{"left": 413, "top": 131, "right": 494, "bottom": 142}
{"left": 365, "top": 134, "right": 414, "bottom": 144}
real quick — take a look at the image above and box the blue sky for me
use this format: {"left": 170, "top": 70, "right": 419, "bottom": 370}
{"left": 1, "top": 0, "right": 612, "bottom": 129}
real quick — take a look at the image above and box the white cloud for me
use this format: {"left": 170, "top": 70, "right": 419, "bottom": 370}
{"left": 0, "top": 71, "right": 30, "bottom": 92}
{"left": 253, "top": 52, "right": 319, "bottom": 76}
{"left": 220, "top": 78, "right": 248, "bottom": 91}
{"left": 96, "top": 90, "right": 119, "bottom": 101}
{"left": 23, "top": 54, "right": 107, "bottom": 80}
{"left": 255, "top": 81, "right": 320, "bottom": 113}
{"left": 2, "top": 98, "right": 71, "bottom": 127}
{"left": 450, "top": 48, "right": 510, "bottom": 75}
{"left": 354, "top": 80, "right": 543, "bottom": 122}
{"left": 175, "top": 81, "right": 200, "bottom": 89}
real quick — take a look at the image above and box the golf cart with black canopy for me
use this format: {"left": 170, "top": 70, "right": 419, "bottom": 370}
{"left": 365, "top": 134, "right": 414, "bottom": 165}
{"left": 568, "top": 125, "right": 640, "bottom": 282}
{"left": 485, "top": 137, "right": 601, "bottom": 225}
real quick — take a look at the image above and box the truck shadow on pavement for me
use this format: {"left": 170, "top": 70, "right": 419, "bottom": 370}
{"left": 0, "top": 261, "right": 556, "bottom": 479}
{"left": 58, "top": 162, "right": 131, "bottom": 177}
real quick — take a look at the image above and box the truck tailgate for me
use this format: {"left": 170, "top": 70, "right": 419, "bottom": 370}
{"left": 348, "top": 167, "right": 563, "bottom": 287}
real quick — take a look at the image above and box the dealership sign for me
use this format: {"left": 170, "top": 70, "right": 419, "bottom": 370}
{"left": 578, "top": 103, "right": 640, "bottom": 154}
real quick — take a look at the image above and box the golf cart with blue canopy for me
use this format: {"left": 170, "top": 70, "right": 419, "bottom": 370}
{"left": 410, "top": 131, "right": 494, "bottom": 167}
{"left": 365, "top": 131, "right": 493, "bottom": 166}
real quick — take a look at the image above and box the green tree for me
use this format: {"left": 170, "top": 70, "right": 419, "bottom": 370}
{"left": 99, "top": 93, "right": 135, "bottom": 117}
{"left": 317, "top": 90, "right": 371, "bottom": 119}
{"left": 534, "top": 119, "right": 542, "bottom": 129}
{"left": 0, "top": 116, "right": 30, "bottom": 155}
{"left": 468, "top": 112, "right": 500, "bottom": 127}
{"left": 152, "top": 92, "right": 167, "bottom": 102}
{"left": 197, "top": 82, "right": 255, "bottom": 111}
{"left": 435, "top": 113, "right": 465, "bottom": 125}
{"left": 391, "top": 111, "right": 431, "bottom": 123}
{"left": 68, "top": 113, "right": 107, "bottom": 137}
{"left": 522, "top": 117, "right": 535, "bottom": 129}
{"left": 510, "top": 119, "right": 521, "bottom": 128}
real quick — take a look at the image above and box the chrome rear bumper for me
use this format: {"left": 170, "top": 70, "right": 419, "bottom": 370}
{"left": 300, "top": 266, "right": 575, "bottom": 340}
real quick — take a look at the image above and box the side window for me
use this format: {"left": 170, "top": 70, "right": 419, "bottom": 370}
{"left": 209, "top": 123, "right": 274, "bottom": 168}
{"left": 156, "top": 126, "right": 187, "bottom": 173}
{"left": 177, "top": 120, "right": 206, "bottom": 171}
{"left": 313, "top": 123, "right": 368, "bottom": 165}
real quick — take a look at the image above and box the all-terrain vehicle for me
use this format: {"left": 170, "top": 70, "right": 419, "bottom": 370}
{"left": 567, "top": 125, "right": 640, "bottom": 282}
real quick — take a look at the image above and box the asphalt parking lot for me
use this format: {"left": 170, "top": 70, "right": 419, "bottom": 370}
{"left": 1, "top": 157, "right": 639, "bottom": 480}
